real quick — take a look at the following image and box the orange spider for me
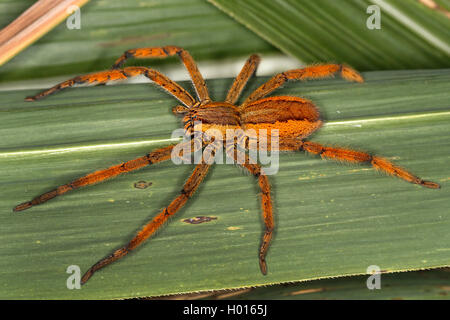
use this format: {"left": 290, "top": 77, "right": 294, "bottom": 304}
{"left": 13, "top": 46, "right": 440, "bottom": 284}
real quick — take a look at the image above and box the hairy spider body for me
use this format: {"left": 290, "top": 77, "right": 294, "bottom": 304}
{"left": 183, "top": 97, "right": 322, "bottom": 142}
{"left": 14, "top": 46, "right": 439, "bottom": 284}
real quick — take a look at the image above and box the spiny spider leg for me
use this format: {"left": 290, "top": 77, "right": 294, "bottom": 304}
{"left": 225, "top": 54, "right": 260, "bottom": 104}
{"left": 81, "top": 161, "right": 212, "bottom": 284}
{"left": 112, "top": 46, "right": 210, "bottom": 103}
{"left": 13, "top": 140, "right": 199, "bottom": 212}
{"left": 277, "top": 138, "right": 440, "bottom": 189}
{"left": 242, "top": 64, "right": 364, "bottom": 106}
{"left": 225, "top": 143, "right": 273, "bottom": 275}
{"left": 25, "top": 67, "right": 196, "bottom": 107}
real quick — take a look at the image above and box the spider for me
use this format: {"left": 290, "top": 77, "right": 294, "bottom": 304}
{"left": 13, "top": 46, "right": 440, "bottom": 285}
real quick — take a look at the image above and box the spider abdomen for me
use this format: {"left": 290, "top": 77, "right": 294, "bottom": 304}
{"left": 240, "top": 96, "right": 322, "bottom": 139}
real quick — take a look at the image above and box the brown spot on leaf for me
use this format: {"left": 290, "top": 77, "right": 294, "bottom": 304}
{"left": 183, "top": 216, "right": 217, "bottom": 224}
{"left": 134, "top": 181, "right": 152, "bottom": 189}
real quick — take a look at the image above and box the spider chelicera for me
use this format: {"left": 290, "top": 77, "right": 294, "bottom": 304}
{"left": 13, "top": 46, "right": 440, "bottom": 284}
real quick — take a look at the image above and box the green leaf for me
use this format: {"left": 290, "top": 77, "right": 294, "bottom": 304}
{"left": 0, "top": 69, "right": 449, "bottom": 299}
{"left": 214, "top": 269, "right": 450, "bottom": 300}
{"left": 0, "top": 0, "right": 277, "bottom": 81}
{"left": 209, "top": 0, "right": 450, "bottom": 70}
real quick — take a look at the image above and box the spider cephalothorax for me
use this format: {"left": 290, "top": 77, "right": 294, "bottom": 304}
{"left": 183, "top": 102, "right": 241, "bottom": 137}
{"left": 14, "top": 46, "right": 440, "bottom": 284}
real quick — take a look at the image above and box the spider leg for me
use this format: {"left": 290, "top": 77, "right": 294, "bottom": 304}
{"left": 242, "top": 64, "right": 364, "bottom": 106}
{"left": 225, "top": 144, "right": 273, "bottom": 275}
{"left": 277, "top": 138, "right": 440, "bottom": 189}
{"left": 80, "top": 162, "right": 211, "bottom": 284}
{"left": 112, "top": 46, "right": 210, "bottom": 103}
{"left": 225, "top": 54, "right": 260, "bottom": 104}
{"left": 25, "top": 67, "right": 196, "bottom": 107}
{"left": 13, "top": 141, "right": 198, "bottom": 212}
